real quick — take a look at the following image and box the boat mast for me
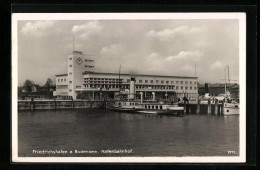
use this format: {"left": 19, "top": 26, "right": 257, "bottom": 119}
{"left": 118, "top": 64, "right": 121, "bottom": 92}
{"left": 224, "top": 65, "right": 230, "bottom": 98}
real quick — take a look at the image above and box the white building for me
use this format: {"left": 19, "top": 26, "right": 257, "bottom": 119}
{"left": 54, "top": 51, "right": 198, "bottom": 101}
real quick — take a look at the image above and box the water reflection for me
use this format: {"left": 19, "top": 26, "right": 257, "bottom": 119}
{"left": 18, "top": 109, "right": 239, "bottom": 157}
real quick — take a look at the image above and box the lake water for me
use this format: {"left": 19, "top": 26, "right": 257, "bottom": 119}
{"left": 18, "top": 109, "right": 239, "bottom": 157}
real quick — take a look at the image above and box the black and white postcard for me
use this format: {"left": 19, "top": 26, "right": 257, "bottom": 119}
{"left": 12, "top": 13, "right": 246, "bottom": 163}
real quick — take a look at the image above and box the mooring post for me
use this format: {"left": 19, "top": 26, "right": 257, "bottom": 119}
{"left": 221, "top": 100, "right": 224, "bottom": 115}
{"left": 71, "top": 98, "right": 74, "bottom": 109}
{"left": 214, "top": 99, "right": 219, "bottom": 115}
{"left": 30, "top": 98, "right": 34, "bottom": 110}
{"left": 54, "top": 98, "right": 56, "bottom": 110}
{"left": 196, "top": 99, "right": 201, "bottom": 114}
{"left": 184, "top": 100, "right": 187, "bottom": 115}
{"left": 207, "top": 98, "right": 211, "bottom": 115}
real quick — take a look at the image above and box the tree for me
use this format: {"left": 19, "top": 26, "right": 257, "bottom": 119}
{"left": 45, "top": 78, "right": 53, "bottom": 87}
{"left": 23, "top": 80, "right": 34, "bottom": 92}
{"left": 44, "top": 78, "right": 53, "bottom": 92}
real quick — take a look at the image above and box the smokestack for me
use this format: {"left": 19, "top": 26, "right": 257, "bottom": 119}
{"left": 129, "top": 77, "right": 136, "bottom": 100}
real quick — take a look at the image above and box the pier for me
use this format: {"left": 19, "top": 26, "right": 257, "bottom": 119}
{"left": 18, "top": 99, "right": 107, "bottom": 111}
{"left": 18, "top": 98, "right": 226, "bottom": 115}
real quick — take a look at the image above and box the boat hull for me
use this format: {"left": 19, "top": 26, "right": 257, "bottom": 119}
{"left": 223, "top": 103, "right": 239, "bottom": 115}
{"left": 137, "top": 109, "right": 183, "bottom": 116}
{"left": 223, "top": 107, "right": 239, "bottom": 115}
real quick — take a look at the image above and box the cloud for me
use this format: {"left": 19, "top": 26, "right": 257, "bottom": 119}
{"left": 166, "top": 51, "right": 203, "bottom": 61}
{"left": 182, "top": 65, "right": 193, "bottom": 71}
{"left": 147, "top": 26, "right": 204, "bottom": 41}
{"left": 210, "top": 61, "right": 223, "bottom": 70}
{"left": 20, "top": 21, "right": 55, "bottom": 35}
{"left": 146, "top": 52, "right": 160, "bottom": 59}
{"left": 100, "top": 44, "right": 125, "bottom": 56}
{"left": 72, "top": 21, "right": 102, "bottom": 38}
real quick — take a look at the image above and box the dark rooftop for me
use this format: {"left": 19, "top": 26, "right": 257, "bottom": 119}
{"left": 55, "top": 74, "right": 68, "bottom": 77}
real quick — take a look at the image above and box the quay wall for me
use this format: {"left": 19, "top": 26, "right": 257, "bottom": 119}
{"left": 18, "top": 99, "right": 224, "bottom": 115}
{"left": 18, "top": 99, "right": 108, "bottom": 111}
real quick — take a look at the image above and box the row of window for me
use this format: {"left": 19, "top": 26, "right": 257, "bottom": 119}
{"left": 84, "top": 78, "right": 122, "bottom": 81}
{"left": 137, "top": 79, "right": 196, "bottom": 84}
{"left": 57, "top": 78, "right": 66, "bottom": 82}
{"left": 69, "top": 65, "right": 94, "bottom": 68}
{"left": 84, "top": 78, "right": 196, "bottom": 84}
{"left": 84, "top": 84, "right": 197, "bottom": 90}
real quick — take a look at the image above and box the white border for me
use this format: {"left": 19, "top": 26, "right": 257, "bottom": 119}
{"left": 12, "top": 13, "right": 246, "bottom": 163}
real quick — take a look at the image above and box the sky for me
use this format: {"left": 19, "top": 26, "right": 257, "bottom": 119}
{"left": 18, "top": 19, "right": 239, "bottom": 86}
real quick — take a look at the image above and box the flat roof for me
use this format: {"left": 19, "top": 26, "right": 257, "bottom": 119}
{"left": 55, "top": 74, "right": 68, "bottom": 77}
{"left": 83, "top": 71, "right": 198, "bottom": 79}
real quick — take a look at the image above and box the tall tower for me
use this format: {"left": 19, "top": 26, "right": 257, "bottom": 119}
{"left": 68, "top": 51, "right": 95, "bottom": 99}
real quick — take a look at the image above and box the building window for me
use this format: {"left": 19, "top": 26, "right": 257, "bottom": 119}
{"left": 69, "top": 58, "right": 72, "bottom": 60}
{"left": 166, "top": 81, "right": 169, "bottom": 84}
{"left": 64, "top": 78, "right": 66, "bottom": 82}
{"left": 190, "top": 87, "right": 192, "bottom": 90}
{"left": 127, "top": 79, "right": 130, "bottom": 82}
{"left": 69, "top": 81, "right": 72, "bottom": 83}
{"left": 176, "top": 86, "right": 179, "bottom": 90}
{"left": 181, "top": 86, "right": 183, "bottom": 90}
{"left": 190, "top": 81, "right": 192, "bottom": 84}
{"left": 194, "top": 87, "right": 197, "bottom": 90}
{"left": 161, "top": 80, "right": 164, "bottom": 84}
{"left": 176, "top": 81, "right": 179, "bottom": 84}
{"left": 145, "top": 80, "right": 148, "bottom": 83}
{"left": 194, "top": 82, "right": 197, "bottom": 84}
{"left": 61, "top": 79, "right": 63, "bottom": 82}
{"left": 185, "top": 86, "right": 188, "bottom": 90}
{"left": 69, "top": 65, "right": 72, "bottom": 67}
{"left": 150, "top": 80, "right": 153, "bottom": 83}
{"left": 185, "top": 81, "right": 188, "bottom": 84}
{"left": 69, "top": 72, "right": 72, "bottom": 75}
{"left": 69, "top": 89, "right": 72, "bottom": 92}
{"left": 156, "top": 80, "right": 159, "bottom": 83}
{"left": 181, "top": 81, "right": 183, "bottom": 84}
{"left": 85, "top": 65, "right": 94, "bottom": 68}
{"left": 139, "top": 80, "right": 142, "bottom": 83}
{"left": 171, "top": 81, "right": 174, "bottom": 84}
{"left": 57, "top": 79, "right": 59, "bottom": 82}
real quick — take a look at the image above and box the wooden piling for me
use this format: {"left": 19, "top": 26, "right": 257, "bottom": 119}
{"left": 221, "top": 101, "right": 224, "bottom": 115}
{"left": 30, "top": 98, "right": 34, "bottom": 110}
{"left": 207, "top": 98, "right": 211, "bottom": 115}
{"left": 184, "top": 100, "right": 186, "bottom": 115}
{"left": 54, "top": 98, "right": 56, "bottom": 110}
{"left": 71, "top": 98, "right": 74, "bottom": 109}
{"left": 214, "top": 99, "right": 219, "bottom": 115}
{"left": 196, "top": 99, "right": 201, "bottom": 114}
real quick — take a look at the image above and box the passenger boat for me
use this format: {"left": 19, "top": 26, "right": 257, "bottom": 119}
{"left": 112, "top": 101, "right": 143, "bottom": 112}
{"left": 112, "top": 100, "right": 184, "bottom": 116}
